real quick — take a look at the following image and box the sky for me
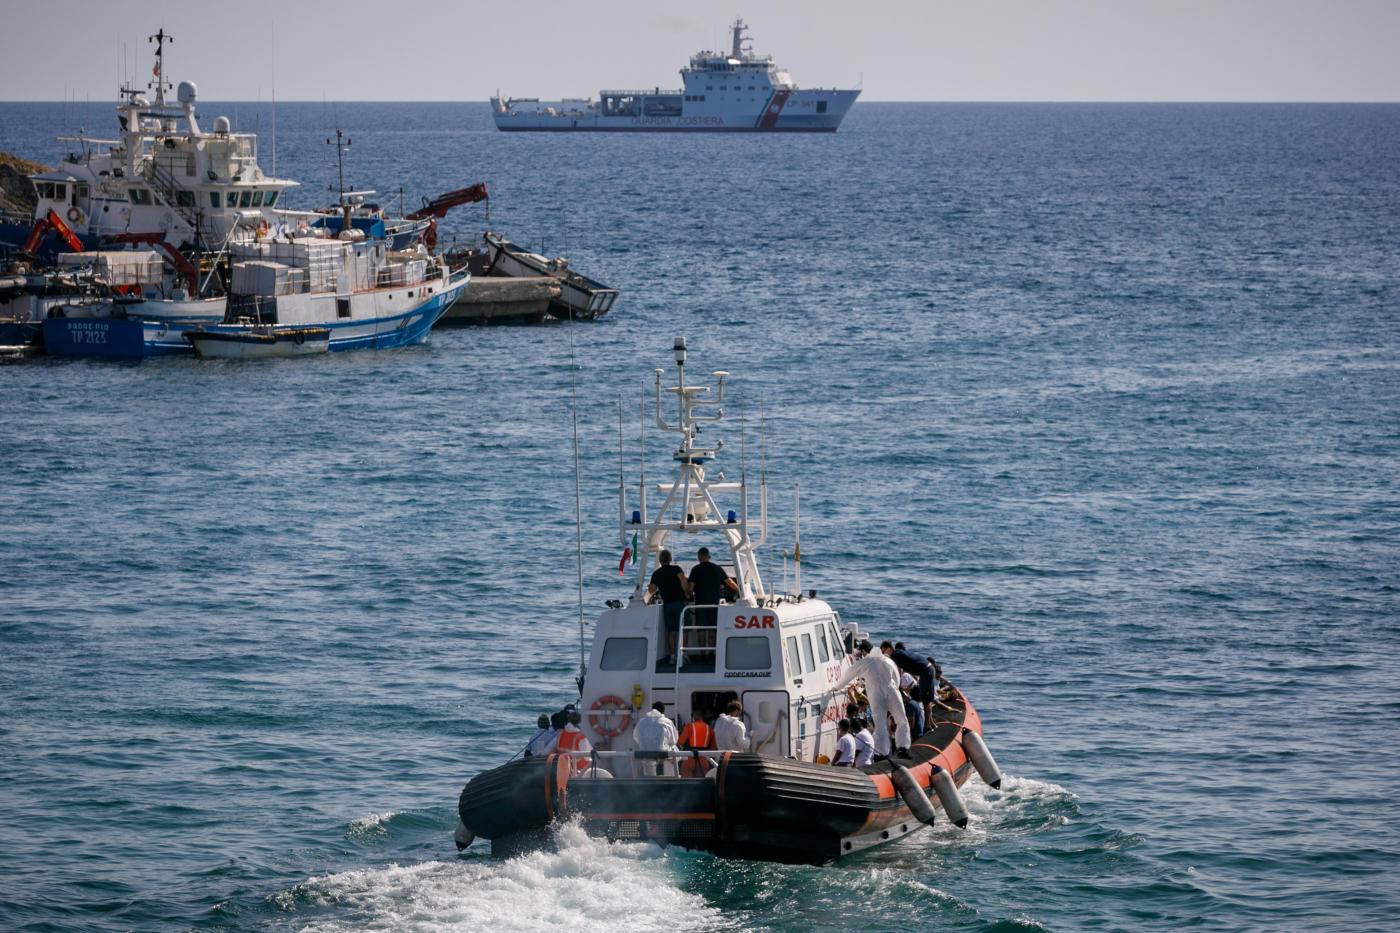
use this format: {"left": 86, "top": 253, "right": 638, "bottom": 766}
{"left": 0, "top": 0, "right": 1397, "bottom": 102}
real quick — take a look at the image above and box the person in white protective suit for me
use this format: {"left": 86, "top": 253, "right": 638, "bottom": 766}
{"left": 834, "top": 638, "right": 911, "bottom": 758}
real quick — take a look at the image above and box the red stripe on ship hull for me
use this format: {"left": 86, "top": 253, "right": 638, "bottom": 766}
{"left": 756, "top": 90, "right": 793, "bottom": 130}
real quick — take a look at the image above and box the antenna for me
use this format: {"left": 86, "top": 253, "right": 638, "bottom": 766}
{"left": 794, "top": 482, "right": 802, "bottom": 596}
{"left": 637, "top": 378, "right": 647, "bottom": 594}
{"left": 271, "top": 14, "right": 277, "bottom": 179}
{"left": 148, "top": 28, "right": 173, "bottom": 108}
{"left": 568, "top": 323, "right": 587, "bottom": 688}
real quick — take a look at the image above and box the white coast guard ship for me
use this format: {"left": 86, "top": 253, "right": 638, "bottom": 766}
{"left": 491, "top": 19, "right": 859, "bottom": 133}
{"left": 454, "top": 340, "right": 1004, "bottom": 864}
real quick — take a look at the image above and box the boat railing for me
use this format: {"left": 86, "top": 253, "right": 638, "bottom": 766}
{"left": 556, "top": 748, "right": 725, "bottom": 778}
{"left": 599, "top": 88, "right": 684, "bottom": 98}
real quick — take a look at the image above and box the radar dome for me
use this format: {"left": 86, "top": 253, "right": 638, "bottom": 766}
{"left": 177, "top": 81, "right": 197, "bottom": 103}
{"left": 213, "top": 116, "right": 231, "bottom": 134}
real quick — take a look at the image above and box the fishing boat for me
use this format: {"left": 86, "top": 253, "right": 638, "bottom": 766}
{"left": 492, "top": 19, "right": 859, "bottom": 133}
{"left": 184, "top": 325, "right": 329, "bottom": 359}
{"left": 482, "top": 231, "right": 618, "bottom": 320}
{"left": 45, "top": 239, "right": 468, "bottom": 359}
{"left": 455, "top": 339, "right": 1004, "bottom": 865}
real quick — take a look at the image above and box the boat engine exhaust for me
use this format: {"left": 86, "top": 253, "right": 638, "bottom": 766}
{"left": 930, "top": 766, "right": 970, "bottom": 828}
{"left": 890, "top": 763, "right": 938, "bottom": 826}
{"left": 963, "top": 729, "right": 1003, "bottom": 789}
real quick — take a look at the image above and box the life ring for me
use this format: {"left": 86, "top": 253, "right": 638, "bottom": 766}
{"left": 66, "top": 207, "right": 82, "bottom": 224}
{"left": 588, "top": 695, "right": 632, "bottom": 738}
{"left": 256, "top": 219, "right": 269, "bottom": 239}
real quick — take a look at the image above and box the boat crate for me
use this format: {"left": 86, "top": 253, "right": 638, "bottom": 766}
{"left": 230, "top": 260, "right": 293, "bottom": 296}
{"left": 57, "top": 250, "right": 166, "bottom": 287}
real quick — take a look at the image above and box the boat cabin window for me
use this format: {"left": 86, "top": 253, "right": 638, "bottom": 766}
{"left": 239, "top": 190, "right": 253, "bottom": 209}
{"left": 265, "top": 191, "right": 279, "bottom": 207}
{"left": 130, "top": 188, "right": 151, "bottom": 205}
{"left": 176, "top": 190, "right": 195, "bottom": 208}
{"left": 76, "top": 183, "right": 89, "bottom": 200}
{"left": 785, "top": 635, "right": 802, "bottom": 675}
{"left": 210, "top": 192, "right": 221, "bottom": 208}
{"left": 599, "top": 637, "right": 649, "bottom": 671}
{"left": 800, "top": 632, "right": 816, "bottom": 672}
{"left": 815, "top": 625, "right": 830, "bottom": 663}
{"left": 252, "top": 191, "right": 265, "bottom": 207}
{"left": 725, "top": 635, "right": 772, "bottom": 671}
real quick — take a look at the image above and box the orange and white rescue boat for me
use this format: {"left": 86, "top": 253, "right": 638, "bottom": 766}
{"left": 455, "top": 339, "right": 1003, "bottom": 865}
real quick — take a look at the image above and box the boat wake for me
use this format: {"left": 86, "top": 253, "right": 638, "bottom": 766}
{"left": 279, "top": 820, "right": 735, "bottom": 932}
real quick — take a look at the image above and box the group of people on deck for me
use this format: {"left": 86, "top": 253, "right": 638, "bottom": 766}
{"left": 831, "top": 638, "right": 949, "bottom": 762}
{"left": 524, "top": 635, "right": 948, "bottom": 773}
{"left": 646, "top": 548, "right": 740, "bottom": 665}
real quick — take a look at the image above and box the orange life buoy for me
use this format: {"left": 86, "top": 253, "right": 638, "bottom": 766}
{"left": 66, "top": 207, "right": 81, "bottom": 224}
{"left": 256, "top": 219, "right": 269, "bottom": 239}
{"left": 588, "top": 695, "right": 632, "bottom": 738}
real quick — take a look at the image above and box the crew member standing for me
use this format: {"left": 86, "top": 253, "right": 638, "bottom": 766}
{"left": 677, "top": 709, "right": 715, "bottom": 776}
{"left": 714, "top": 698, "right": 750, "bottom": 752}
{"left": 688, "top": 547, "right": 740, "bottom": 626}
{"left": 835, "top": 639, "right": 911, "bottom": 758}
{"left": 633, "top": 700, "right": 680, "bottom": 775}
{"left": 884, "top": 641, "right": 940, "bottom": 726}
{"left": 647, "top": 549, "right": 691, "bottom": 665}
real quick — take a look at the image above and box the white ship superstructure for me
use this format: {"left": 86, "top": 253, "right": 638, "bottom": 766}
{"left": 492, "top": 19, "right": 859, "bottom": 133}
{"left": 26, "top": 29, "right": 297, "bottom": 253}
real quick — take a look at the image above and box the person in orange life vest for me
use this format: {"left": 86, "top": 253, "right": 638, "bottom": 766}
{"left": 553, "top": 710, "right": 593, "bottom": 772}
{"left": 677, "top": 709, "right": 716, "bottom": 776}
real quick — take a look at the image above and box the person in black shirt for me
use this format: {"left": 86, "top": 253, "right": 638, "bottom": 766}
{"left": 883, "top": 641, "right": 940, "bottom": 725}
{"left": 648, "top": 549, "right": 691, "bottom": 663}
{"left": 688, "top": 546, "right": 740, "bottom": 629}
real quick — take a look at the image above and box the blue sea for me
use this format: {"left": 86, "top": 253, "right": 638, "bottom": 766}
{"left": 2, "top": 100, "right": 1399, "bottom": 931}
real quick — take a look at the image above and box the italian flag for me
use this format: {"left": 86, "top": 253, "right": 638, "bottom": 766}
{"left": 618, "top": 533, "right": 637, "bottom": 575}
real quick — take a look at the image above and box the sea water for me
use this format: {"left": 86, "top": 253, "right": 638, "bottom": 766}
{"left": 1, "top": 102, "right": 1398, "bottom": 931}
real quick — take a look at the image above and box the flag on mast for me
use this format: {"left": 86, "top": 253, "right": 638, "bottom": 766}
{"left": 618, "top": 532, "right": 637, "bottom": 575}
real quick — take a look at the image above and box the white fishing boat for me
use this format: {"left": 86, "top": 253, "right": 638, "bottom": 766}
{"left": 483, "top": 231, "right": 617, "bottom": 320}
{"left": 184, "top": 325, "right": 329, "bottom": 359}
{"left": 455, "top": 339, "right": 1004, "bottom": 864}
{"left": 492, "top": 19, "right": 859, "bottom": 133}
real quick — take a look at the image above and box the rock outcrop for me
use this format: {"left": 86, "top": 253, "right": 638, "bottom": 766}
{"left": 0, "top": 152, "right": 47, "bottom": 217}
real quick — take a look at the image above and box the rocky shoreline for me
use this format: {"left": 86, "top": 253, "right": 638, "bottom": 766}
{"left": 0, "top": 151, "right": 45, "bottom": 216}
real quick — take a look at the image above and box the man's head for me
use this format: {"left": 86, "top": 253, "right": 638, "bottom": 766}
{"left": 537, "top": 713, "right": 550, "bottom": 729}
{"left": 652, "top": 701, "right": 666, "bottom": 714}
{"left": 838, "top": 718, "right": 851, "bottom": 735}
{"left": 880, "top": 640, "right": 894, "bottom": 656}
{"left": 857, "top": 639, "right": 873, "bottom": 655}
{"left": 697, "top": 547, "right": 711, "bottom": 562}
{"left": 659, "top": 549, "right": 672, "bottom": 565}
{"left": 726, "top": 699, "right": 742, "bottom": 715}
{"left": 568, "top": 710, "right": 582, "bottom": 726}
